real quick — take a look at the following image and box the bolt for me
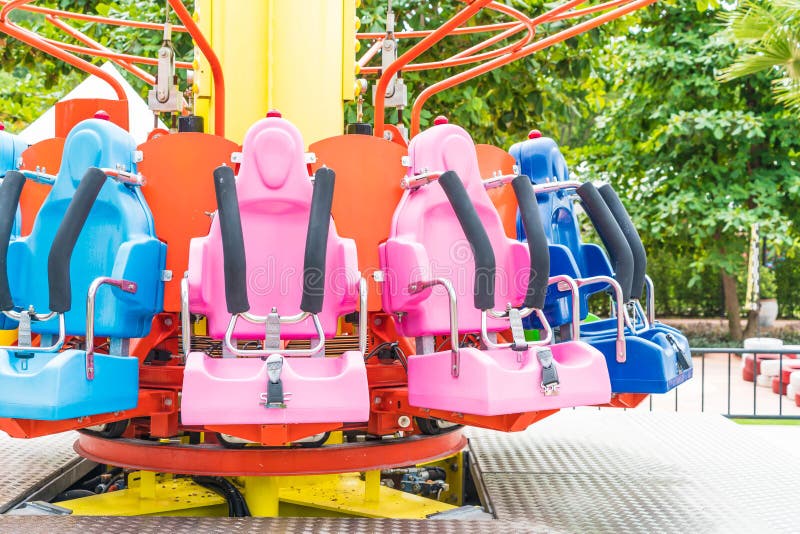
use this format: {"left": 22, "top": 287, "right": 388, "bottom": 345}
{"left": 164, "top": 398, "right": 173, "bottom": 407}
{"left": 374, "top": 317, "right": 383, "bottom": 326}
{"left": 164, "top": 317, "right": 173, "bottom": 327}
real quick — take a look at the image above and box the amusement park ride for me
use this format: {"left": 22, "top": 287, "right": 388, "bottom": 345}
{"left": 0, "top": 0, "right": 693, "bottom": 520}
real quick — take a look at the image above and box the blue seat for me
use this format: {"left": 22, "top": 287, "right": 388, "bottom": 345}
{"left": 0, "top": 131, "right": 26, "bottom": 330}
{"left": 0, "top": 119, "right": 166, "bottom": 420}
{"left": 510, "top": 134, "right": 692, "bottom": 394}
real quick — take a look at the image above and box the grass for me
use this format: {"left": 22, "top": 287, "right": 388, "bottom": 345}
{"left": 731, "top": 418, "right": 800, "bottom": 426}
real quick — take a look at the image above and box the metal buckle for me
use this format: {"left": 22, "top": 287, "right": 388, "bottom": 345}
{"left": 536, "top": 347, "right": 560, "bottom": 396}
{"left": 667, "top": 334, "right": 691, "bottom": 371}
{"left": 260, "top": 354, "right": 287, "bottom": 408}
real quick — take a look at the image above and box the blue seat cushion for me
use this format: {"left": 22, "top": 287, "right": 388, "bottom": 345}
{"left": 0, "top": 348, "right": 139, "bottom": 420}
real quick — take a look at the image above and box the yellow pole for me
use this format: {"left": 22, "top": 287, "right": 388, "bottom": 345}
{"left": 194, "top": 0, "right": 357, "bottom": 145}
{"left": 244, "top": 476, "right": 281, "bottom": 517}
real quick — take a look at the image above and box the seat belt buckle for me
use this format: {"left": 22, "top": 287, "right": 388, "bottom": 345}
{"left": 260, "top": 354, "right": 287, "bottom": 408}
{"left": 536, "top": 347, "right": 560, "bottom": 396}
{"left": 667, "top": 334, "right": 691, "bottom": 371}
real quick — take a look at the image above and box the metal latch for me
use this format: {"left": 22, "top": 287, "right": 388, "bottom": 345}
{"left": 667, "top": 334, "right": 691, "bottom": 371}
{"left": 536, "top": 348, "right": 560, "bottom": 396}
{"left": 260, "top": 354, "right": 286, "bottom": 408}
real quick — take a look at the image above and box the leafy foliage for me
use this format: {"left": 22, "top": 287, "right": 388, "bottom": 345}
{"left": 718, "top": 0, "right": 800, "bottom": 110}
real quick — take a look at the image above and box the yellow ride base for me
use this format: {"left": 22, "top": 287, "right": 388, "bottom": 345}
{"left": 63, "top": 470, "right": 456, "bottom": 518}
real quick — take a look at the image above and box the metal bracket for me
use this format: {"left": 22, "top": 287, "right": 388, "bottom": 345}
{"left": 264, "top": 308, "right": 281, "bottom": 351}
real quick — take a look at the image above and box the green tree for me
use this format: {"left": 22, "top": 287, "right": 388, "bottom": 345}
{"left": 0, "top": 0, "right": 193, "bottom": 130}
{"left": 718, "top": 0, "right": 800, "bottom": 111}
{"left": 576, "top": 3, "right": 800, "bottom": 340}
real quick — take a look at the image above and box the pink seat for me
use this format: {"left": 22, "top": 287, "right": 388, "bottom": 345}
{"left": 181, "top": 116, "right": 368, "bottom": 427}
{"left": 379, "top": 122, "right": 611, "bottom": 416}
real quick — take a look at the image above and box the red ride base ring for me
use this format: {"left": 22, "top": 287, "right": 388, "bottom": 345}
{"left": 75, "top": 430, "right": 467, "bottom": 476}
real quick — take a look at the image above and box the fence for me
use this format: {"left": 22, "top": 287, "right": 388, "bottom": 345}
{"left": 643, "top": 347, "right": 800, "bottom": 420}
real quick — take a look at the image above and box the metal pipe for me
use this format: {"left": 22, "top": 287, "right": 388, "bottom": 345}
{"left": 46, "top": 15, "right": 156, "bottom": 85}
{"left": 100, "top": 167, "right": 146, "bottom": 186}
{"left": 644, "top": 274, "right": 655, "bottom": 325}
{"left": 410, "top": 0, "right": 657, "bottom": 135}
{"left": 223, "top": 313, "right": 325, "bottom": 357}
{"left": 181, "top": 275, "right": 190, "bottom": 358}
{"left": 85, "top": 277, "right": 137, "bottom": 380}
{"left": 576, "top": 275, "right": 626, "bottom": 362}
{"left": 167, "top": 0, "right": 225, "bottom": 137}
{"left": 409, "top": 278, "right": 460, "bottom": 376}
{"left": 0, "top": 313, "right": 64, "bottom": 353}
{"left": 373, "top": 0, "right": 494, "bottom": 137}
{"left": 0, "top": 1, "right": 188, "bottom": 32}
{"left": 548, "top": 274, "right": 581, "bottom": 340}
{"left": 358, "top": 277, "right": 368, "bottom": 355}
{"left": 0, "top": 1, "right": 127, "bottom": 100}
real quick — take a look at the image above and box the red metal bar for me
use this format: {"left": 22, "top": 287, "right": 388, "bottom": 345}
{"left": 38, "top": 34, "right": 193, "bottom": 71}
{"left": 46, "top": 15, "right": 155, "bottom": 85}
{"left": 410, "top": 0, "right": 659, "bottom": 135}
{"left": 0, "top": 1, "right": 188, "bottom": 31}
{"left": 358, "top": 20, "right": 518, "bottom": 40}
{"left": 0, "top": 4, "right": 127, "bottom": 100}
{"left": 373, "top": 0, "right": 494, "bottom": 137}
{"left": 357, "top": 38, "right": 383, "bottom": 70}
{"left": 75, "top": 429, "right": 467, "bottom": 476}
{"left": 361, "top": 1, "right": 537, "bottom": 75}
{"left": 167, "top": 0, "right": 225, "bottom": 137}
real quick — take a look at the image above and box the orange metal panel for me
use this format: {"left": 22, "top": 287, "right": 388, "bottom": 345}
{"left": 477, "top": 143, "right": 518, "bottom": 238}
{"left": 310, "top": 135, "right": 406, "bottom": 311}
{"left": 18, "top": 138, "right": 64, "bottom": 235}
{"left": 55, "top": 99, "right": 129, "bottom": 137}
{"left": 137, "top": 133, "right": 238, "bottom": 311}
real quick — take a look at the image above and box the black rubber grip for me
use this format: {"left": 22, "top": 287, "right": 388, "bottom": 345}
{"left": 214, "top": 165, "right": 250, "bottom": 315}
{"left": 300, "top": 167, "right": 335, "bottom": 314}
{"left": 511, "top": 175, "right": 549, "bottom": 310}
{"left": 439, "top": 170, "right": 496, "bottom": 310}
{"left": 598, "top": 184, "right": 647, "bottom": 300}
{"left": 48, "top": 167, "right": 106, "bottom": 313}
{"left": 576, "top": 182, "right": 634, "bottom": 302}
{"left": 0, "top": 171, "right": 26, "bottom": 311}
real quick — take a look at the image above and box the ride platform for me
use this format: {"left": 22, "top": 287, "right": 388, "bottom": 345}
{"left": 1, "top": 411, "right": 798, "bottom": 532}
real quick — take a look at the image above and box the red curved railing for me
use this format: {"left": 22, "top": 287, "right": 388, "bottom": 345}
{"left": 359, "top": 0, "right": 660, "bottom": 137}
{"left": 0, "top": 0, "right": 226, "bottom": 136}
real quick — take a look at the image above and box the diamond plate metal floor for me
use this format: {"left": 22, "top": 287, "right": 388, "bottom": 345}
{"left": 1, "top": 412, "right": 797, "bottom": 533}
{"left": 0, "top": 430, "right": 81, "bottom": 514}
{"left": 467, "top": 410, "right": 800, "bottom": 533}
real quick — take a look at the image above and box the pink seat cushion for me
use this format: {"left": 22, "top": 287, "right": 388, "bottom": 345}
{"left": 380, "top": 123, "right": 530, "bottom": 337}
{"left": 187, "top": 117, "right": 359, "bottom": 339}
{"left": 181, "top": 351, "right": 370, "bottom": 425}
{"left": 407, "top": 341, "right": 611, "bottom": 415}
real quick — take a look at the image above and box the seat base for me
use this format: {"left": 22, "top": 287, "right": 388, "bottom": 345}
{"left": 407, "top": 342, "right": 611, "bottom": 416}
{"left": 0, "top": 349, "right": 139, "bottom": 420}
{"left": 180, "top": 351, "right": 370, "bottom": 425}
{"left": 589, "top": 330, "right": 693, "bottom": 395}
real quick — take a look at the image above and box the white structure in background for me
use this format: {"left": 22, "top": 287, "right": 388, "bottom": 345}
{"left": 21, "top": 62, "right": 166, "bottom": 145}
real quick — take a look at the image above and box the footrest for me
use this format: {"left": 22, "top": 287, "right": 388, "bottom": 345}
{"left": 0, "top": 349, "right": 139, "bottom": 420}
{"left": 180, "top": 351, "right": 370, "bottom": 425}
{"left": 407, "top": 342, "right": 611, "bottom": 416}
